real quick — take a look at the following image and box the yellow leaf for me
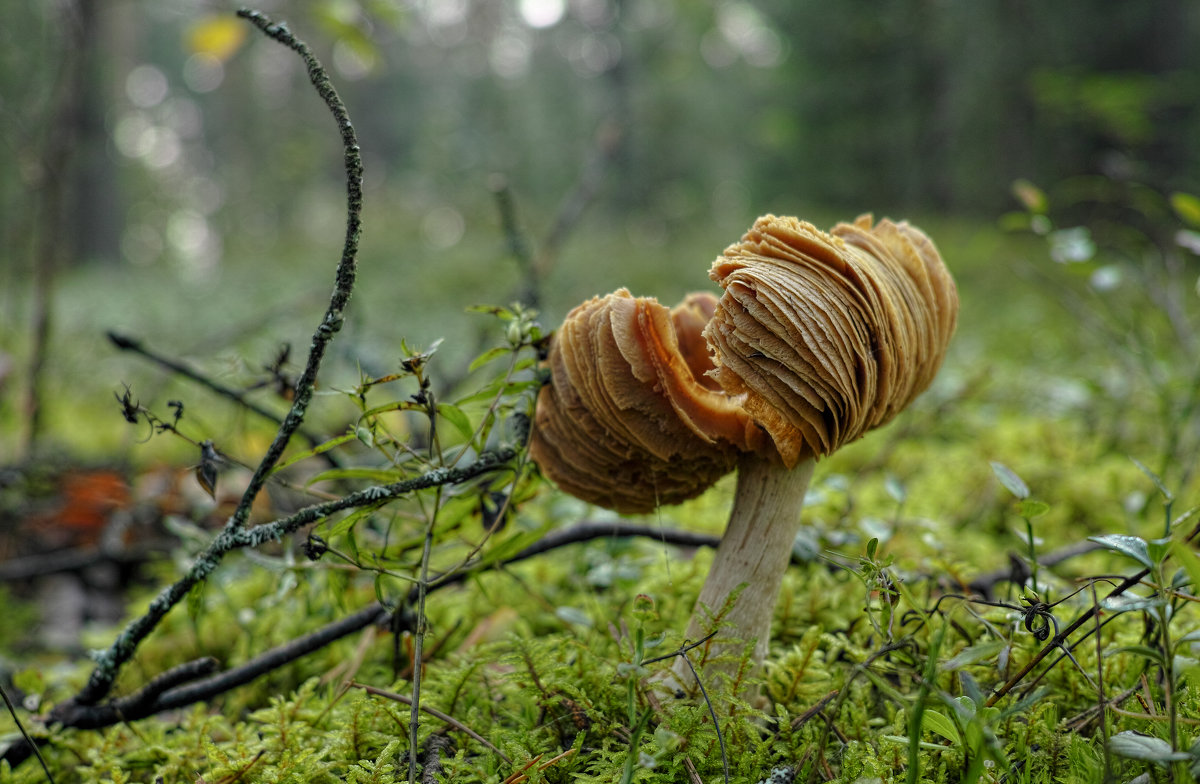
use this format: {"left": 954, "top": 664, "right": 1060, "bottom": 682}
{"left": 186, "top": 16, "right": 248, "bottom": 62}
{"left": 1170, "top": 192, "right": 1200, "bottom": 228}
{"left": 1011, "top": 179, "right": 1048, "bottom": 214}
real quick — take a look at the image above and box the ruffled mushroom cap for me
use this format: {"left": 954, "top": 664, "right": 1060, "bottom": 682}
{"left": 529, "top": 289, "right": 764, "bottom": 513}
{"left": 706, "top": 214, "right": 958, "bottom": 467}
{"left": 531, "top": 214, "right": 957, "bottom": 512}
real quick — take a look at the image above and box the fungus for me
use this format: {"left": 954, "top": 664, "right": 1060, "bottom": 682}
{"left": 530, "top": 214, "right": 958, "bottom": 687}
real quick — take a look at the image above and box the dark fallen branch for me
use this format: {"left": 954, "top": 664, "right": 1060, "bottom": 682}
{"left": 2, "top": 606, "right": 392, "bottom": 766}
{"left": 0, "top": 541, "right": 176, "bottom": 582}
{"left": 59, "top": 445, "right": 517, "bottom": 724}
{"left": 421, "top": 734, "right": 454, "bottom": 784}
{"left": 137, "top": 602, "right": 391, "bottom": 715}
{"left": 965, "top": 539, "right": 1103, "bottom": 598}
{"left": 1, "top": 519, "right": 707, "bottom": 767}
{"left": 2, "top": 512, "right": 1138, "bottom": 770}
{"left": 106, "top": 331, "right": 337, "bottom": 464}
{"left": 427, "top": 519, "right": 720, "bottom": 593}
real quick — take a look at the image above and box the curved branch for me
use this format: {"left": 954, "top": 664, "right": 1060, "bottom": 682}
{"left": 73, "top": 7, "right": 363, "bottom": 708}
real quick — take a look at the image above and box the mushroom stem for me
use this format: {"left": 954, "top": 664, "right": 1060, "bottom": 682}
{"left": 675, "top": 451, "right": 815, "bottom": 689}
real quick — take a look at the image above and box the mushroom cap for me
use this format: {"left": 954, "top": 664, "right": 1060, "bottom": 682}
{"left": 706, "top": 214, "right": 958, "bottom": 467}
{"left": 530, "top": 214, "right": 958, "bottom": 510}
{"left": 529, "top": 289, "right": 764, "bottom": 513}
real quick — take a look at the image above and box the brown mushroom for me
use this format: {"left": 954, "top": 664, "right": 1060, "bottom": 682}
{"left": 530, "top": 214, "right": 958, "bottom": 688}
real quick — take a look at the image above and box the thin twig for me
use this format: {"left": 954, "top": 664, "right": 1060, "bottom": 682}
{"left": 428, "top": 520, "right": 719, "bottom": 592}
{"left": 0, "top": 683, "right": 55, "bottom": 784}
{"left": 489, "top": 176, "right": 538, "bottom": 310}
{"left": 106, "top": 331, "right": 336, "bottom": 460}
{"left": 675, "top": 648, "right": 730, "bottom": 784}
{"left": 984, "top": 570, "right": 1146, "bottom": 707}
{"left": 225, "top": 6, "right": 363, "bottom": 530}
{"left": 355, "top": 682, "right": 512, "bottom": 765}
{"left": 790, "top": 689, "right": 839, "bottom": 730}
{"left": 966, "top": 540, "right": 1102, "bottom": 597}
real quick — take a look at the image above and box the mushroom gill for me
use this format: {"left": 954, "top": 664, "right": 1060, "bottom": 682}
{"left": 529, "top": 289, "right": 763, "bottom": 514}
{"left": 706, "top": 214, "right": 958, "bottom": 467}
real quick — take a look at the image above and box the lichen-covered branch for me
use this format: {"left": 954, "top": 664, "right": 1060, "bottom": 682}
{"left": 226, "top": 8, "right": 364, "bottom": 534}
{"left": 73, "top": 8, "right": 362, "bottom": 707}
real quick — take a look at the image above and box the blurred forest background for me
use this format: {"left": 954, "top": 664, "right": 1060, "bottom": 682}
{"left": 1, "top": 0, "right": 1198, "bottom": 459}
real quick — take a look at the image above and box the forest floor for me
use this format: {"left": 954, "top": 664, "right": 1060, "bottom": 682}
{"left": 2, "top": 188, "right": 1200, "bottom": 783}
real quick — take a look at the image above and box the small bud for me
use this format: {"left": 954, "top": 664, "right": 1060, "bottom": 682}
{"left": 303, "top": 534, "right": 328, "bottom": 561}
{"left": 505, "top": 319, "right": 523, "bottom": 347}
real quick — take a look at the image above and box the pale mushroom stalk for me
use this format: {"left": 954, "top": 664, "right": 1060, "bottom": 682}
{"left": 677, "top": 452, "right": 815, "bottom": 678}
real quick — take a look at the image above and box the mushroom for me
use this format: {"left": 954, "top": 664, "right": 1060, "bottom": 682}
{"left": 530, "top": 214, "right": 958, "bottom": 688}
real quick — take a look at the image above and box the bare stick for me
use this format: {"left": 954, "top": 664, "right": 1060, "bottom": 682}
{"left": 355, "top": 682, "right": 512, "bottom": 765}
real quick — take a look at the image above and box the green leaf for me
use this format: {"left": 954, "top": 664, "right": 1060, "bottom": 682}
{"left": 1018, "top": 499, "right": 1050, "bottom": 519}
{"left": 323, "top": 502, "right": 385, "bottom": 539}
{"left": 1088, "top": 533, "right": 1153, "bottom": 569}
{"left": 1103, "top": 644, "right": 1167, "bottom": 665}
{"left": 1146, "top": 537, "right": 1172, "bottom": 565}
{"left": 1170, "top": 192, "right": 1200, "bottom": 227}
{"left": 990, "top": 461, "right": 1029, "bottom": 499}
{"left": 271, "top": 432, "right": 357, "bottom": 474}
{"left": 468, "top": 346, "right": 512, "bottom": 373}
{"left": 466, "top": 303, "right": 514, "bottom": 319}
{"left": 1171, "top": 541, "right": 1200, "bottom": 592}
{"left": 922, "top": 709, "right": 962, "bottom": 747}
{"left": 454, "top": 378, "right": 543, "bottom": 405}
{"left": 942, "top": 640, "right": 1008, "bottom": 672}
{"left": 437, "top": 403, "right": 475, "bottom": 443}
{"left": 1108, "top": 731, "right": 1191, "bottom": 765}
{"left": 306, "top": 467, "right": 402, "bottom": 485}
{"left": 1131, "top": 456, "right": 1174, "bottom": 503}
{"left": 1102, "top": 594, "right": 1166, "bottom": 613}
